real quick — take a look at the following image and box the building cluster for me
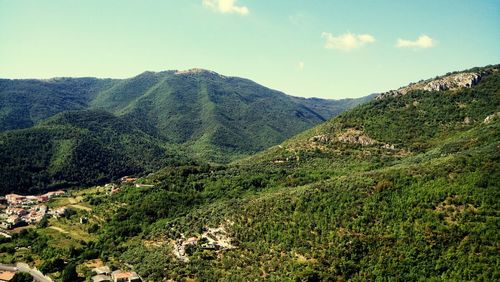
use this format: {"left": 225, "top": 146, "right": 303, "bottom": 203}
{"left": 92, "top": 266, "right": 142, "bottom": 282}
{"left": 120, "top": 176, "right": 137, "bottom": 183}
{"left": 2, "top": 191, "right": 65, "bottom": 206}
{"left": 95, "top": 177, "right": 154, "bottom": 196}
{"left": 0, "top": 191, "right": 65, "bottom": 230}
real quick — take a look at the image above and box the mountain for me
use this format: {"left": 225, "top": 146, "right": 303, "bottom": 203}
{"left": 0, "top": 70, "right": 373, "bottom": 154}
{"left": 81, "top": 64, "right": 497, "bottom": 280}
{"left": 89, "top": 69, "right": 368, "bottom": 160}
{"left": 0, "top": 77, "right": 116, "bottom": 131}
{"left": 0, "top": 69, "right": 372, "bottom": 193}
{"left": 0, "top": 110, "right": 190, "bottom": 194}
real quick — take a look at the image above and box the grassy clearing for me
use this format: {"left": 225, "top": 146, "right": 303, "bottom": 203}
{"left": 38, "top": 227, "right": 84, "bottom": 250}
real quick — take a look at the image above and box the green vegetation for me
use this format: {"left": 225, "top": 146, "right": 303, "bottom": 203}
{"left": 0, "top": 70, "right": 370, "bottom": 193}
{"left": 61, "top": 262, "right": 78, "bottom": 282}
{"left": 0, "top": 77, "right": 115, "bottom": 131}
{"left": 0, "top": 110, "right": 189, "bottom": 194}
{"left": 11, "top": 272, "right": 33, "bottom": 282}
{"left": 0, "top": 65, "right": 498, "bottom": 281}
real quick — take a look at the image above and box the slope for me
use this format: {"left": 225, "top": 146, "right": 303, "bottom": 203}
{"left": 84, "top": 65, "right": 499, "bottom": 280}
{"left": 0, "top": 69, "right": 372, "bottom": 164}
{"left": 0, "top": 77, "right": 116, "bottom": 131}
{"left": 91, "top": 69, "right": 372, "bottom": 161}
{"left": 0, "top": 110, "right": 189, "bottom": 194}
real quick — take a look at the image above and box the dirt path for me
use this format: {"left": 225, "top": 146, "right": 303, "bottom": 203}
{"left": 48, "top": 226, "right": 68, "bottom": 234}
{"left": 69, "top": 204, "right": 92, "bottom": 211}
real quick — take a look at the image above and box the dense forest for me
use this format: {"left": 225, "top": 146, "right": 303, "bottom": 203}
{"left": 0, "top": 70, "right": 372, "bottom": 193}
{"left": 0, "top": 110, "right": 191, "bottom": 194}
{"left": 1, "top": 65, "right": 497, "bottom": 281}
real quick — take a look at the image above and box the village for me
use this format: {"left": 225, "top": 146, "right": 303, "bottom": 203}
{"left": 0, "top": 175, "right": 238, "bottom": 282}
{"left": 0, "top": 176, "right": 147, "bottom": 282}
{"left": 0, "top": 176, "right": 154, "bottom": 234}
{"left": 0, "top": 191, "right": 66, "bottom": 232}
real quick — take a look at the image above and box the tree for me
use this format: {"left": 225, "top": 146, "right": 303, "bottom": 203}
{"left": 37, "top": 215, "right": 49, "bottom": 228}
{"left": 61, "top": 262, "right": 79, "bottom": 282}
{"left": 39, "top": 258, "right": 65, "bottom": 273}
{"left": 11, "top": 272, "right": 33, "bottom": 282}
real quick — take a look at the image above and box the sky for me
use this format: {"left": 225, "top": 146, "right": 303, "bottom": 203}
{"left": 0, "top": 0, "right": 499, "bottom": 99}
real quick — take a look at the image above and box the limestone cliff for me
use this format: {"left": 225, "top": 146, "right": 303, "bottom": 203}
{"left": 377, "top": 72, "right": 482, "bottom": 100}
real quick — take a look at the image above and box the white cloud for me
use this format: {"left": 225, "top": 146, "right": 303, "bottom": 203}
{"left": 396, "top": 35, "right": 435, "bottom": 49}
{"left": 202, "top": 0, "right": 249, "bottom": 15}
{"left": 321, "top": 32, "right": 375, "bottom": 51}
{"left": 298, "top": 61, "right": 304, "bottom": 70}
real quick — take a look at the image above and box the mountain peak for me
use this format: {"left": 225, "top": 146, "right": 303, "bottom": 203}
{"left": 174, "top": 68, "right": 224, "bottom": 77}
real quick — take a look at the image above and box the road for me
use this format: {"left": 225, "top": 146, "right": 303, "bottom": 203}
{"left": 0, "top": 263, "right": 53, "bottom": 282}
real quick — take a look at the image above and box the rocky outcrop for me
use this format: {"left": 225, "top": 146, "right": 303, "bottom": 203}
{"left": 175, "top": 68, "right": 225, "bottom": 78}
{"left": 171, "top": 223, "right": 236, "bottom": 262}
{"left": 377, "top": 72, "right": 481, "bottom": 100}
{"left": 309, "top": 134, "right": 331, "bottom": 143}
{"left": 308, "top": 130, "right": 399, "bottom": 150}
{"left": 337, "top": 128, "right": 378, "bottom": 146}
{"left": 484, "top": 112, "right": 500, "bottom": 124}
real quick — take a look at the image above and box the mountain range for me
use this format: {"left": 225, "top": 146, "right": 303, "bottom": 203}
{"left": 0, "top": 69, "right": 372, "bottom": 193}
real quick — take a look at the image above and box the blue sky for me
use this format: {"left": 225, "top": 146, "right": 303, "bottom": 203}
{"left": 0, "top": 0, "right": 499, "bottom": 99}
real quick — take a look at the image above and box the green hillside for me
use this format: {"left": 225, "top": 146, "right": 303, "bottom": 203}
{"left": 0, "top": 77, "right": 116, "bottom": 131}
{"left": 4, "top": 65, "right": 497, "bottom": 281}
{"left": 0, "top": 110, "right": 189, "bottom": 194}
{"left": 0, "top": 69, "right": 372, "bottom": 193}
{"left": 1, "top": 65, "right": 498, "bottom": 281}
{"left": 103, "top": 65, "right": 497, "bottom": 280}
{"left": 0, "top": 70, "right": 371, "bottom": 193}
{"left": 89, "top": 69, "right": 372, "bottom": 161}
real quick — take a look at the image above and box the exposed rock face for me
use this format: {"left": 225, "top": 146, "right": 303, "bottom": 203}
{"left": 337, "top": 128, "right": 378, "bottom": 146}
{"left": 309, "top": 130, "right": 399, "bottom": 150}
{"left": 382, "top": 143, "right": 396, "bottom": 150}
{"left": 484, "top": 112, "right": 500, "bottom": 124}
{"left": 377, "top": 72, "right": 481, "bottom": 100}
{"left": 171, "top": 223, "right": 236, "bottom": 262}
{"left": 309, "top": 134, "right": 331, "bottom": 143}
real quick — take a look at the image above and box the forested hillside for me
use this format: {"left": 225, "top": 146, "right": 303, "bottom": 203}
{"left": 0, "top": 77, "right": 116, "bottom": 131}
{"left": 2, "top": 65, "right": 497, "bottom": 281}
{"left": 109, "top": 65, "right": 499, "bottom": 280}
{"left": 0, "top": 70, "right": 371, "bottom": 150}
{"left": 0, "top": 110, "right": 190, "bottom": 194}
{"left": 0, "top": 69, "right": 372, "bottom": 193}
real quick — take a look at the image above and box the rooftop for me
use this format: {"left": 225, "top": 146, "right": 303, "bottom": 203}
{"left": 0, "top": 270, "right": 16, "bottom": 281}
{"left": 111, "top": 271, "right": 139, "bottom": 279}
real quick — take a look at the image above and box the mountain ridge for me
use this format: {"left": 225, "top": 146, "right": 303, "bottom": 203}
{"left": 93, "top": 64, "right": 499, "bottom": 280}
{"left": 0, "top": 69, "right": 372, "bottom": 193}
